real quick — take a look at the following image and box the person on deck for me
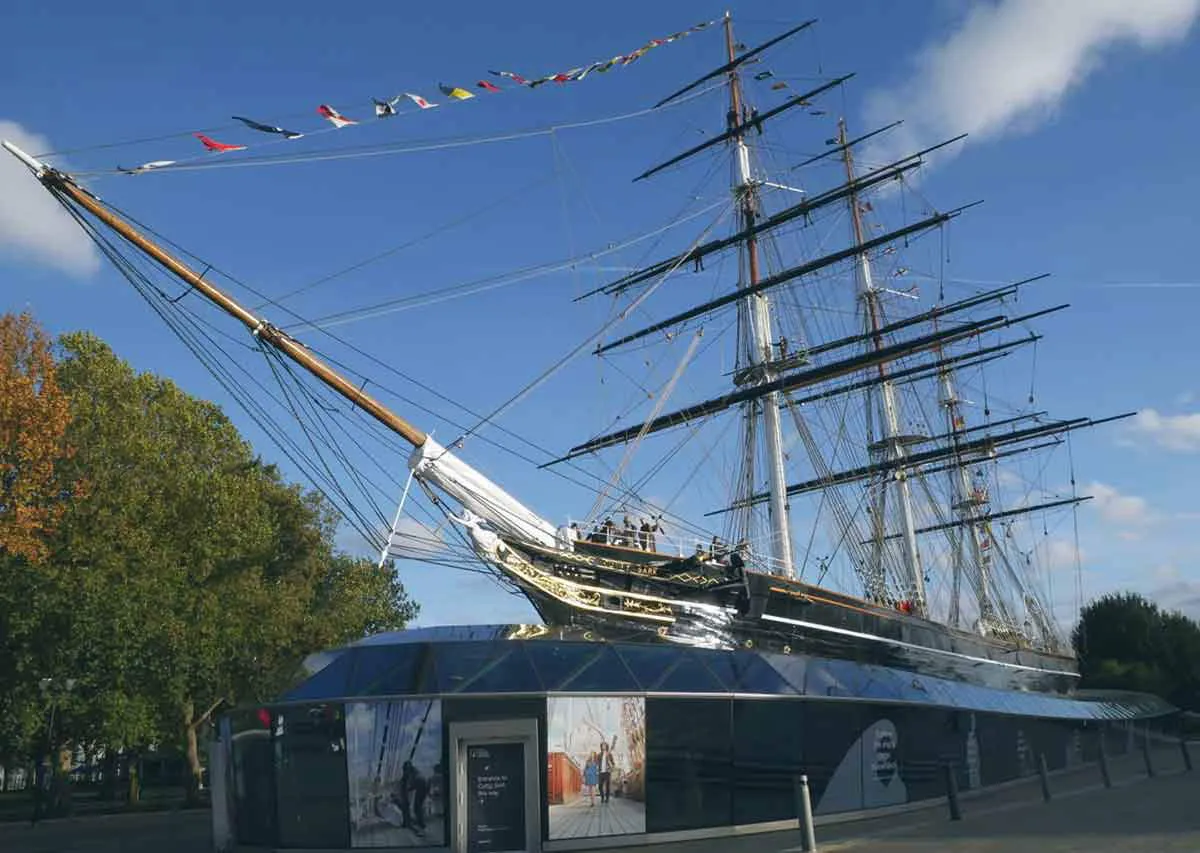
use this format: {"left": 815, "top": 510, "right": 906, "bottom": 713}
{"left": 647, "top": 517, "right": 661, "bottom": 552}
{"left": 726, "top": 540, "right": 748, "bottom": 582}
{"left": 638, "top": 519, "right": 650, "bottom": 550}
{"left": 623, "top": 516, "right": 637, "bottom": 547}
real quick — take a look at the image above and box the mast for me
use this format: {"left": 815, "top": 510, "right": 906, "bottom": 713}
{"left": 724, "top": 12, "right": 794, "bottom": 576}
{"left": 935, "top": 336, "right": 992, "bottom": 630}
{"left": 837, "top": 119, "right": 927, "bottom": 613}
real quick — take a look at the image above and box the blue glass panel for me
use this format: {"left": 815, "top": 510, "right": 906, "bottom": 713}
{"left": 526, "top": 643, "right": 640, "bottom": 692}
{"left": 694, "top": 651, "right": 738, "bottom": 690}
{"left": 615, "top": 645, "right": 689, "bottom": 690}
{"left": 346, "top": 643, "right": 430, "bottom": 697}
{"left": 352, "top": 624, "right": 515, "bottom": 647}
{"left": 284, "top": 654, "right": 354, "bottom": 701}
{"left": 433, "top": 642, "right": 541, "bottom": 693}
{"left": 855, "top": 665, "right": 908, "bottom": 701}
{"left": 524, "top": 642, "right": 605, "bottom": 690}
{"left": 655, "top": 651, "right": 725, "bottom": 692}
{"left": 762, "top": 654, "right": 808, "bottom": 694}
{"left": 816, "top": 659, "right": 874, "bottom": 698}
{"left": 730, "top": 652, "right": 798, "bottom": 695}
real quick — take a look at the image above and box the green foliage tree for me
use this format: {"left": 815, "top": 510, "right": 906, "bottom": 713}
{"left": 1073, "top": 591, "right": 1200, "bottom": 710}
{"left": 0, "top": 330, "right": 417, "bottom": 805}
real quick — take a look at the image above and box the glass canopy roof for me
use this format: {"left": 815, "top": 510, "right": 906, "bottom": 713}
{"left": 283, "top": 624, "right": 1174, "bottom": 721}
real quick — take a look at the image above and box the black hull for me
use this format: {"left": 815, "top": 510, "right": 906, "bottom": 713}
{"left": 508, "top": 541, "right": 1078, "bottom": 694}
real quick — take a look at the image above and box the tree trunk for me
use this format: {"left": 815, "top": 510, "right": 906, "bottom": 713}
{"left": 182, "top": 700, "right": 203, "bottom": 806}
{"left": 126, "top": 752, "right": 140, "bottom": 805}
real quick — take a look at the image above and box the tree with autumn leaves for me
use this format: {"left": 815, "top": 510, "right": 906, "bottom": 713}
{"left": 0, "top": 314, "right": 416, "bottom": 806}
{"left": 0, "top": 312, "right": 80, "bottom": 562}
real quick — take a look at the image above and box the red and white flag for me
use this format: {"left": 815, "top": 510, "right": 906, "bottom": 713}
{"left": 194, "top": 133, "right": 245, "bottom": 153}
{"left": 404, "top": 93, "right": 438, "bottom": 109}
{"left": 317, "top": 104, "right": 358, "bottom": 128}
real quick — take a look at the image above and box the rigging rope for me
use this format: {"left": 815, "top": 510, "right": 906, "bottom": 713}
{"left": 585, "top": 329, "right": 704, "bottom": 521}
{"left": 443, "top": 198, "right": 739, "bottom": 453}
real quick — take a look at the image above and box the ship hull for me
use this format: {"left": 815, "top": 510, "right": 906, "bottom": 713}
{"left": 499, "top": 539, "right": 1078, "bottom": 695}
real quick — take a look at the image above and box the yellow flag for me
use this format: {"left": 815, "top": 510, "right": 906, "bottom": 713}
{"left": 439, "top": 84, "right": 475, "bottom": 101}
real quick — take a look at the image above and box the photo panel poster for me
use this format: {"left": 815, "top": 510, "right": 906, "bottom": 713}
{"left": 547, "top": 696, "right": 646, "bottom": 839}
{"left": 346, "top": 700, "right": 445, "bottom": 848}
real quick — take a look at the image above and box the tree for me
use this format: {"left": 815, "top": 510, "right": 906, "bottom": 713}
{"left": 1073, "top": 591, "right": 1200, "bottom": 710}
{"left": 0, "top": 312, "right": 78, "bottom": 563}
{"left": 0, "top": 330, "right": 417, "bottom": 803}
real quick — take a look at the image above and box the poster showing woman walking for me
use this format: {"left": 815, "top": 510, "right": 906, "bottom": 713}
{"left": 346, "top": 700, "right": 445, "bottom": 848}
{"left": 547, "top": 696, "right": 645, "bottom": 839}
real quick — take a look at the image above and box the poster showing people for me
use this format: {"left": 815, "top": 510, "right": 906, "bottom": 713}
{"left": 346, "top": 700, "right": 445, "bottom": 848}
{"left": 547, "top": 696, "right": 646, "bottom": 839}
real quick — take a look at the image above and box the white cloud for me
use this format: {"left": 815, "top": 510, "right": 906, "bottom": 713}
{"left": 1152, "top": 579, "right": 1200, "bottom": 619}
{"left": 1130, "top": 408, "right": 1200, "bottom": 452}
{"left": 0, "top": 120, "right": 100, "bottom": 276}
{"left": 1037, "top": 537, "right": 1085, "bottom": 574}
{"left": 1086, "top": 480, "right": 1153, "bottom": 526}
{"left": 862, "top": 0, "right": 1200, "bottom": 165}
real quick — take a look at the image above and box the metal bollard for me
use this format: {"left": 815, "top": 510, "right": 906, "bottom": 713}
{"left": 1181, "top": 737, "right": 1193, "bottom": 773}
{"left": 1098, "top": 741, "right": 1112, "bottom": 789}
{"left": 1142, "top": 734, "right": 1155, "bottom": 778}
{"left": 793, "top": 774, "right": 818, "bottom": 852}
{"left": 943, "top": 762, "right": 962, "bottom": 821}
{"left": 1037, "top": 753, "right": 1052, "bottom": 802}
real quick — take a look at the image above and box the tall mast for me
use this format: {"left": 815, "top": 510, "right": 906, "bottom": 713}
{"left": 934, "top": 338, "right": 993, "bottom": 630}
{"left": 724, "top": 12, "right": 794, "bottom": 576}
{"left": 837, "top": 119, "right": 927, "bottom": 613}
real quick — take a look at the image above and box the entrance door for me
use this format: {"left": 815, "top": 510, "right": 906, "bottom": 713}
{"left": 450, "top": 720, "right": 541, "bottom": 853}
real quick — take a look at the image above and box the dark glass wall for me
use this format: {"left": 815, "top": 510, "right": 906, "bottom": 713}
{"left": 274, "top": 704, "right": 351, "bottom": 849}
{"left": 731, "top": 700, "right": 803, "bottom": 825}
{"left": 229, "top": 709, "right": 277, "bottom": 846}
{"left": 223, "top": 693, "right": 1172, "bottom": 847}
{"left": 645, "top": 699, "right": 733, "bottom": 833}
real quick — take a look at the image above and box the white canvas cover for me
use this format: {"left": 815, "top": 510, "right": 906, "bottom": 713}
{"left": 408, "top": 437, "right": 558, "bottom": 548}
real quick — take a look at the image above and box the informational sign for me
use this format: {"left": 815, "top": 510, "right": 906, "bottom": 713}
{"left": 466, "top": 742, "right": 526, "bottom": 852}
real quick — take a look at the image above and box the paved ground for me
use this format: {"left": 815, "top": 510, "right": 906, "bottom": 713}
{"left": 616, "top": 744, "right": 1199, "bottom": 853}
{"left": 0, "top": 744, "right": 1193, "bottom": 851}
{"left": 0, "top": 808, "right": 211, "bottom": 853}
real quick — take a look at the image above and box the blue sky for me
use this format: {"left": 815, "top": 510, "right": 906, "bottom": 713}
{"left": 3, "top": 0, "right": 1200, "bottom": 629}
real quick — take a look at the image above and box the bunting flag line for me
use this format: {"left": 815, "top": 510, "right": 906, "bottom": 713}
{"left": 195, "top": 133, "right": 246, "bottom": 153}
{"left": 318, "top": 104, "right": 358, "bottom": 128}
{"left": 108, "top": 18, "right": 723, "bottom": 175}
{"left": 232, "top": 116, "right": 304, "bottom": 139}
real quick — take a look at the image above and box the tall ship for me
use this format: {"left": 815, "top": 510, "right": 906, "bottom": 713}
{"left": 4, "top": 13, "right": 1125, "bottom": 696}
